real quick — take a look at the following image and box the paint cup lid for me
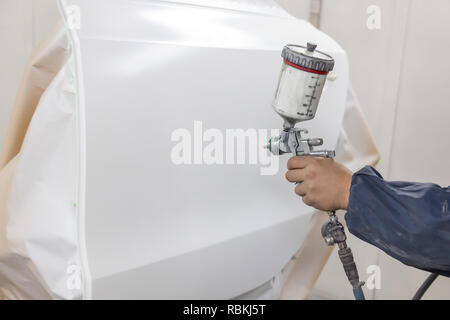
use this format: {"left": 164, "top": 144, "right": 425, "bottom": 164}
{"left": 281, "top": 43, "right": 335, "bottom": 73}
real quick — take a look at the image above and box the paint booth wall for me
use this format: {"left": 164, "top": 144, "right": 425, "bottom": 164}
{"left": 1, "top": 0, "right": 450, "bottom": 300}
{"left": 0, "top": 0, "right": 61, "bottom": 149}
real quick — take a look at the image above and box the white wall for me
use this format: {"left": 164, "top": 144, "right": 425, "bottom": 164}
{"left": 1, "top": 0, "right": 450, "bottom": 300}
{"left": 0, "top": 0, "right": 60, "bottom": 151}
{"left": 374, "top": 0, "right": 450, "bottom": 300}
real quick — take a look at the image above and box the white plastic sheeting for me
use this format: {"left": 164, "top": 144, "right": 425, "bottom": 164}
{"left": 0, "top": 24, "right": 79, "bottom": 299}
{"left": 0, "top": 0, "right": 377, "bottom": 299}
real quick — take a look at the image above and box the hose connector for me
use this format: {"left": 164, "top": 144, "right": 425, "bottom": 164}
{"left": 321, "top": 212, "right": 365, "bottom": 300}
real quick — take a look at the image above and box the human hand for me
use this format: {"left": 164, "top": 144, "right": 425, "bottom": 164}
{"left": 285, "top": 156, "right": 353, "bottom": 211}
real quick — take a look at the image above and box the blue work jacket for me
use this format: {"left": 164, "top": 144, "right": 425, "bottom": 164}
{"left": 346, "top": 166, "right": 450, "bottom": 276}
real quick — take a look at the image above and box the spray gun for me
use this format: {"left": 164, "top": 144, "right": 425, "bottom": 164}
{"left": 266, "top": 43, "right": 365, "bottom": 300}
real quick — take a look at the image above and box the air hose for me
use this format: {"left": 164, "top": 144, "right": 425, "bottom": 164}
{"left": 412, "top": 273, "right": 439, "bottom": 300}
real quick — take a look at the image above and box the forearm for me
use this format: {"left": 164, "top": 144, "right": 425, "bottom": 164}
{"left": 345, "top": 166, "right": 450, "bottom": 276}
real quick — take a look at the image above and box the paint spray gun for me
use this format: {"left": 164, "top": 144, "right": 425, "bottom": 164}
{"left": 265, "top": 43, "right": 365, "bottom": 300}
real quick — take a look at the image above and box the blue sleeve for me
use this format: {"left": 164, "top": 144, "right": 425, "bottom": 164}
{"left": 345, "top": 166, "right": 450, "bottom": 277}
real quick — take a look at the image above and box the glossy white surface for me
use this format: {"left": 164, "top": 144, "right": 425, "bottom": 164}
{"left": 57, "top": 0, "right": 349, "bottom": 299}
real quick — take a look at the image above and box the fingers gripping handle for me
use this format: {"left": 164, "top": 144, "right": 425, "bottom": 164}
{"left": 293, "top": 141, "right": 335, "bottom": 185}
